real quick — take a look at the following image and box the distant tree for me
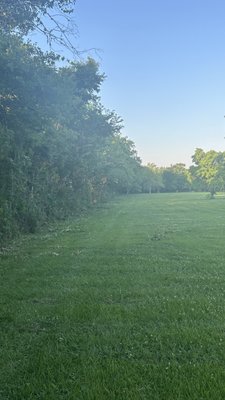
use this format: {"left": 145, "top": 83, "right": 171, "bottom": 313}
{"left": 192, "top": 148, "right": 225, "bottom": 197}
{"left": 102, "top": 135, "right": 142, "bottom": 195}
{"left": 145, "top": 163, "right": 164, "bottom": 193}
{"left": 138, "top": 166, "right": 154, "bottom": 193}
{"left": 162, "top": 164, "right": 191, "bottom": 192}
{"left": 189, "top": 165, "right": 207, "bottom": 192}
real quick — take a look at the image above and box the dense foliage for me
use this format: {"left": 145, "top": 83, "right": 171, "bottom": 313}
{"left": 191, "top": 148, "right": 225, "bottom": 197}
{"left": 0, "top": 0, "right": 150, "bottom": 243}
{"left": 0, "top": 32, "right": 145, "bottom": 242}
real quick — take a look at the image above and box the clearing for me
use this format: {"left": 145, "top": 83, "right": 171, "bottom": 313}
{"left": 1, "top": 192, "right": 225, "bottom": 399}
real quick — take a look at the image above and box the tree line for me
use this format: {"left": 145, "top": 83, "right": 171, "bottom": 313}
{"left": 142, "top": 149, "right": 225, "bottom": 197}
{"left": 0, "top": 0, "right": 145, "bottom": 242}
{"left": 0, "top": 1, "right": 224, "bottom": 244}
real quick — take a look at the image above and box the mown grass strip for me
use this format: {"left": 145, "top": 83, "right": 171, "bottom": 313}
{"left": 1, "top": 193, "right": 225, "bottom": 399}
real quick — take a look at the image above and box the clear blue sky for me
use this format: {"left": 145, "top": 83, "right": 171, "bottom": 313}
{"left": 34, "top": 0, "right": 225, "bottom": 166}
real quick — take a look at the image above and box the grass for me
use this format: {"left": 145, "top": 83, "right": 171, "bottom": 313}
{"left": 1, "top": 192, "right": 225, "bottom": 399}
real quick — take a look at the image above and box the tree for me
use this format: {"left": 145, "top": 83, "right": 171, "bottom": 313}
{"left": 189, "top": 165, "right": 207, "bottom": 192}
{"left": 161, "top": 164, "right": 191, "bottom": 192}
{"left": 192, "top": 148, "right": 225, "bottom": 197}
{"left": 144, "top": 163, "right": 164, "bottom": 193}
{"left": 0, "top": 30, "right": 142, "bottom": 242}
{"left": 134, "top": 163, "right": 165, "bottom": 195}
{"left": 0, "top": 1, "right": 146, "bottom": 244}
{"left": 101, "top": 135, "right": 142, "bottom": 195}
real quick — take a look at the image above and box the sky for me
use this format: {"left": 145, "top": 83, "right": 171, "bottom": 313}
{"left": 33, "top": 0, "right": 225, "bottom": 166}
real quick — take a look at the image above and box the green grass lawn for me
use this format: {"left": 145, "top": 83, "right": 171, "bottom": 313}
{"left": 1, "top": 192, "right": 225, "bottom": 399}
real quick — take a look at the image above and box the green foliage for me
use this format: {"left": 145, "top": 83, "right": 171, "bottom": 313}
{"left": 0, "top": 0, "right": 79, "bottom": 56}
{"left": 0, "top": 31, "right": 142, "bottom": 243}
{"left": 0, "top": 0, "right": 75, "bottom": 34}
{"left": 138, "top": 163, "right": 191, "bottom": 194}
{"left": 101, "top": 135, "right": 142, "bottom": 195}
{"left": 161, "top": 163, "right": 191, "bottom": 192}
{"left": 189, "top": 165, "right": 208, "bottom": 192}
{"left": 192, "top": 148, "right": 225, "bottom": 197}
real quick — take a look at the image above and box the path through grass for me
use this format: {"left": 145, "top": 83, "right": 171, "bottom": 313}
{"left": 1, "top": 193, "right": 225, "bottom": 399}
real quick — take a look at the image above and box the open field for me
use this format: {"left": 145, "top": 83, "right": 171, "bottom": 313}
{"left": 1, "top": 192, "right": 225, "bottom": 399}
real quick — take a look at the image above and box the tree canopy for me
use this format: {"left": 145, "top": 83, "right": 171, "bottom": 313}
{"left": 192, "top": 148, "right": 225, "bottom": 197}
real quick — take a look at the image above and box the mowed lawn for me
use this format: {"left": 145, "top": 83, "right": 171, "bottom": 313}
{"left": 2, "top": 193, "right": 225, "bottom": 399}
